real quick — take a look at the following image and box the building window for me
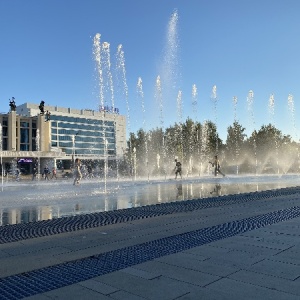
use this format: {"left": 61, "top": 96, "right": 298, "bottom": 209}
{"left": 20, "top": 144, "right": 29, "bottom": 151}
{"left": 3, "top": 138, "right": 8, "bottom": 150}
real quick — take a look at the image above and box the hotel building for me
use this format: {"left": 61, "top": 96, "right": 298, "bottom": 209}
{"left": 0, "top": 102, "right": 127, "bottom": 174}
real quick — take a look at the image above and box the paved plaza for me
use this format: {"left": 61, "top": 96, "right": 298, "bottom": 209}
{"left": 0, "top": 186, "right": 300, "bottom": 299}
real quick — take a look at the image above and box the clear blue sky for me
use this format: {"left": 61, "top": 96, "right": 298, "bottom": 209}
{"left": 1, "top": 0, "right": 300, "bottom": 142}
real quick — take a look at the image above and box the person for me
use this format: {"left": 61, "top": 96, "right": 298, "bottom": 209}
{"left": 51, "top": 167, "right": 57, "bottom": 179}
{"left": 15, "top": 169, "right": 20, "bottom": 181}
{"left": 174, "top": 159, "right": 182, "bottom": 179}
{"left": 44, "top": 166, "right": 50, "bottom": 180}
{"left": 32, "top": 166, "right": 37, "bottom": 181}
{"left": 73, "top": 158, "right": 82, "bottom": 185}
{"left": 209, "top": 155, "right": 225, "bottom": 177}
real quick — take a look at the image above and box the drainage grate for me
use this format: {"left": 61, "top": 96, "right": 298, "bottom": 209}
{"left": 1, "top": 186, "right": 300, "bottom": 244}
{"left": 0, "top": 206, "right": 300, "bottom": 300}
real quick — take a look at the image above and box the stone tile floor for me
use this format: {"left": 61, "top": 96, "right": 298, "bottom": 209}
{"left": 0, "top": 187, "right": 300, "bottom": 299}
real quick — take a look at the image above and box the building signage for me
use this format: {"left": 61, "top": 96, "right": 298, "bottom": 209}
{"left": 18, "top": 158, "right": 33, "bottom": 163}
{"left": 99, "top": 106, "right": 119, "bottom": 114}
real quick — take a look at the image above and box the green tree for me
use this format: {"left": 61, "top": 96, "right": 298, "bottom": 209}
{"left": 225, "top": 121, "right": 247, "bottom": 172}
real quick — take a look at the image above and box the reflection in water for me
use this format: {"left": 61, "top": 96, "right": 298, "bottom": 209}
{"left": 210, "top": 184, "right": 222, "bottom": 196}
{"left": 176, "top": 183, "right": 183, "bottom": 199}
{"left": 0, "top": 175, "right": 299, "bottom": 226}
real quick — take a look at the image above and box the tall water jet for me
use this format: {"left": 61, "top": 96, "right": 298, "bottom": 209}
{"left": 247, "top": 90, "right": 258, "bottom": 175}
{"left": 191, "top": 84, "right": 198, "bottom": 175}
{"left": 104, "top": 139, "right": 108, "bottom": 192}
{"left": 158, "top": 9, "right": 180, "bottom": 129}
{"left": 201, "top": 121, "right": 210, "bottom": 175}
{"left": 154, "top": 75, "right": 166, "bottom": 178}
{"left": 36, "top": 129, "right": 40, "bottom": 180}
{"left": 102, "top": 42, "right": 115, "bottom": 111}
{"left": 116, "top": 44, "right": 130, "bottom": 176}
{"left": 161, "top": 9, "right": 180, "bottom": 93}
{"left": 137, "top": 77, "right": 149, "bottom": 180}
{"left": 93, "top": 33, "right": 107, "bottom": 178}
{"left": 233, "top": 96, "right": 239, "bottom": 175}
{"left": 176, "top": 90, "right": 184, "bottom": 171}
{"left": 268, "top": 93, "right": 279, "bottom": 174}
{"left": 288, "top": 94, "right": 299, "bottom": 171}
{"left": 102, "top": 42, "right": 116, "bottom": 180}
{"left": 288, "top": 94, "right": 297, "bottom": 141}
{"left": 93, "top": 33, "right": 105, "bottom": 109}
{"left": 211, "top": 85, "right": 218, "bottom": 154}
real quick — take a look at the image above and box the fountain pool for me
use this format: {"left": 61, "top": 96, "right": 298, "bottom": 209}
{"left": 0, "top": 174, "right": 299, "bottom": 226}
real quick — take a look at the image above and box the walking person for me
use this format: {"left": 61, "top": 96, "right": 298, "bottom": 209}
{"left": 44, "top": 166, "right": 50, "bottom": 180}
{"left": 51, "top": 167, "right": 57, "bottom": 179}
{"left": 73, "top": 158, "right": 82, "bottom": 185}
{"left": 209, "top": 155, "right": 225, "bottom": 177}
{"left": 15, "top": 169, "right": 20, "bottom": 181}
{"left": 32, "top": 167, "right": 37, "bottom": 181}
{"left": 174, "top": 159, "right": 182, "bottom": 179}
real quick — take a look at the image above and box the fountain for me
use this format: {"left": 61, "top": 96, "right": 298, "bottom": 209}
{"left": 36, "top": 129, "right": 40, "bottom": 180}
{"left": 233, "top": 96, "right": 239, "bottom": 175}
{"left": 1, "top": 9, "right": 300, "bottom": 227}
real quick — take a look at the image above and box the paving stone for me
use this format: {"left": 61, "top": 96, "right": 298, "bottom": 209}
{"left": 157, "top": 253, "right": 240, "bottom": 277}
{"left": 273, "top": 247, "right": 300, "bottom": 264}
{"left": 133, "top": 260, "right": 220, "bottom": 287}
{"left": 206, "top": 277, "right": 300, "bottom": 300}
{"left": 23, "top": 293, "right": 51, "bottom": 299}
{"left": 184, "top": 244, "right": 231, "bottom": 258}
{"left": 229, "top": 269, "right": 300, "bottom": 296}
{"left": 248, "top": 258, "right": 300, "bottom": 280}
{"left": 78, "top": 279, "right": 119, "bottom": 295}
{"left": 120, "top": 266, "right": 160, "bottom": 280}
{"left": 109, "top": 290, "right": 148, "bottom": 300}
{"left": 42, "top": 283, "right": 112, "bottom": 299}
{"left": 97, "top": 271, "right": 191, "bottom": 300}
{"left": 205, "top": 249, "right": 267, "bottom": 268}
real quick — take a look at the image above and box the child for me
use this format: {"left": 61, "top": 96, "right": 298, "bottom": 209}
{"left": 174, "top": 159, "right": 182, "bottom": 179}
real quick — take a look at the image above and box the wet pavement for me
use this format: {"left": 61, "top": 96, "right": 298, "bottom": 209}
{"left": 1, "top": 174, "right": 300, "bottom": 225}
{"left": 0, "top": 175, "right": 300, "bottom": 299}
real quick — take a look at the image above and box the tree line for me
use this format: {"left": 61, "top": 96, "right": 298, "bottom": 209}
{"left": 118, "top": 118, "right": 300, "bottom": 177}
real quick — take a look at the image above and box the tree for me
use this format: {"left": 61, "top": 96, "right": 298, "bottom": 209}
{"left": 225, "top": 121, "right": 247, "bottom": 172}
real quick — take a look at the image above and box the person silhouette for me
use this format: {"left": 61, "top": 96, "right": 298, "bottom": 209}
{"left": 209, "top": 155, "right": 225, "bottom": 177}
{"left": 174, "top": 159, "right": 182, "bottom": 179}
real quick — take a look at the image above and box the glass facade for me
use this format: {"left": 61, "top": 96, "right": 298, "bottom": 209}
{"left": 50, "top": 115, "right": 116, "bottom": 156}
{"left": 20, "top": 121, "right": 30, "bottom": 151}
{"left": 2, "top": 118, "right": 8, "bottom": 150}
